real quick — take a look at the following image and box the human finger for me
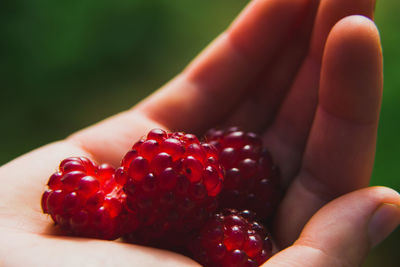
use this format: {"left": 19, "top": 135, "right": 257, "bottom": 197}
{"left": 263, "top": 0, "right": 376, "bottom": 181}
{"left": 273, "top": 15, "right": 383, "bottom": 247}
{"left": 264, "top": 187, "right": 400, "bottom": 267}
{"left": 69, "top": 0, "right": 310, "bottom": 165}
{"left": 137, "top": 0, "right": 310, "bottom": 133}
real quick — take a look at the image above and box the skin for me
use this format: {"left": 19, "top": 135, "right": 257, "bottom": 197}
{"left": 0, "top": 0, "right": 399, "bottom": 266}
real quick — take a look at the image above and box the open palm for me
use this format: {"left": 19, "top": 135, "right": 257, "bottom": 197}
{"left": 1, "top": 0, "right": 399, "bottom": 266}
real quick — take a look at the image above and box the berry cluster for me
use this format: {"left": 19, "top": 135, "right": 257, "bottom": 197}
{"left": 117, "top": 130, "right": 224, "bottom": 249}
{"left": 206, "top": 127, "right": 281, "bottom": 220}
{"left": 41, "top": 157, "right": 124, "bottom": 240}
{"left": 41, "top": 127, "right": 281, "bottom": 266}
{"left": 190, "top": 209, "right": 273, "bottom": 267}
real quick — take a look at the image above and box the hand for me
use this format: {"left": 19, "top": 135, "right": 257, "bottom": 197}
{"left": 1, "top": 0, "right": 399, "bottom": 266}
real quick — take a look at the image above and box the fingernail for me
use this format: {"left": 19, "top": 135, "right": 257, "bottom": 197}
{"left": 368, "top": 203, "right": 400, "bottom": 248}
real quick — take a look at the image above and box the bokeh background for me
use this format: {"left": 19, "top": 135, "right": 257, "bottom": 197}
{"left": 1, "top": 0, "right": 398, "bottom": 266}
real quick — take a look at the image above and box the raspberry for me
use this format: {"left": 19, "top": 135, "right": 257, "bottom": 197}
{"left": 205, "top": 127, "right": 282, "bottom": 220}
{"left": 190, "top": 209, "right": 273, "bottom": 267}
{"left": 116, "top": 129, "right": 224, "bottom": 248}
{"left": 41, "top": 157, "right": 125, "bottom": 240}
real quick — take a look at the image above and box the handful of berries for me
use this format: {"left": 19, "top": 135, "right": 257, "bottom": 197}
{"left": 41, "top": 127, "right": 282, "bottom": 267}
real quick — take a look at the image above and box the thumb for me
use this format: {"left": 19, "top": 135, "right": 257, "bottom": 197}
{"left": 264, "top": 186, "right": 400, "bottom": 267}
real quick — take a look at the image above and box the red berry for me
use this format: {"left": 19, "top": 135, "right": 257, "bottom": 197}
{"left": 41, "top": 157, "right": 125, "bottom": 240}
{"left": 190, "top": 209, "right": 273, "bottom": 267}
{"left": 205, "top": 127, "right": 282, "bottom": 220}
{"left": 119, "top": 129, "right": 224, "bottom": 249}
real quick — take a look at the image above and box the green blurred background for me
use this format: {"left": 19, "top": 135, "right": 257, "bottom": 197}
{"left": 0, "top": 0, "right": 398, "bottom": 266}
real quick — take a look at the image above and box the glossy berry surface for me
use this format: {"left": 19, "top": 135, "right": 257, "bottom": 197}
{"left": 190, "top": 209, "right": 273, "bottom": 267}
{"left": 117, "top": 129, "right": 224, "bottom": 248}
{"left": 41, "top": 157, "right": 125, "bottom": 240}
{"left": 205, "top": 127, "right": 282, "bottom": 220}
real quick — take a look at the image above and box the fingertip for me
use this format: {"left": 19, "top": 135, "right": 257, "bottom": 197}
{"left": 299, "top": 186, "right": 400, "bottom": 252}
{"left": 330, "top": 15, "right": 381, "bottom": 51}
{"left": 266, "top": 187, "right": 399, "bottom": 267}
{"left": 320, "top": 14, "right": 383, "bottom": 124}
{"left": 366, "top": 186, "right": 400, "bottom": 203}
{"left": 309, "top": 0, "right": 376, "bottom": 62}
{"left": 325, "top": 15, "right": 382, "bottom": 74}
{"left": 368, "top": 203, "right": 400, "bottom": 248}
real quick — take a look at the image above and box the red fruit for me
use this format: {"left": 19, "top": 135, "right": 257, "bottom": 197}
{"left": 190, "top": 209, "right": 273, "bottom": 267}
{"left": 41, "top": 157, "right": 125, "bottom": 240}
{"left": 117, "top": 129, "right": 224, "bottom": 249}
{"left": 205, "top": 127, "right": 282, "bottom": 220}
